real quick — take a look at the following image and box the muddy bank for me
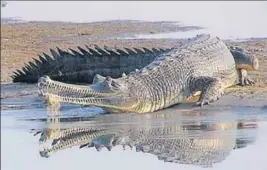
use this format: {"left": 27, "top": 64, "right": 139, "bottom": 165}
{"left": 1, "top": 20, "right": 266, "bottom": 84}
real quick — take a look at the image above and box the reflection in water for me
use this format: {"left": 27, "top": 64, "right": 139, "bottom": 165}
{"left": 34, "top": 109, "right": 258, "bottom": 168}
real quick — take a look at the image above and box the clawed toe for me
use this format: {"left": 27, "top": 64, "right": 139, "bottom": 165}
{"left": 196, "top": 100, "right": 209, "bottom": 107}
{"left": 239, "top": 69, "right": 256, "bottom": 86}
{"left": 240, "top": 77, "right": 255, "bottom": 86}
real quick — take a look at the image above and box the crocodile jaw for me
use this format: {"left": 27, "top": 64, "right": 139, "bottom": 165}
{"left": 38, "top": 75, "right": 118, "bottom": 98}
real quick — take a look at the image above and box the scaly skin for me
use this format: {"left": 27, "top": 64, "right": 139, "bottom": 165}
{"left": 37, "top": 111, "right": 258, "bottom": 167}
{"left": 37, "top": 34, "right": 259, "bottom": 113}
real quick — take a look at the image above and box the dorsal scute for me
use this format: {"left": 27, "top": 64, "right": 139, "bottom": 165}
{"left": 132, "top": 34, "right": 226, "bottom": 78}
{"left": 183, "top": 34, "right": 227, "bottom": 56}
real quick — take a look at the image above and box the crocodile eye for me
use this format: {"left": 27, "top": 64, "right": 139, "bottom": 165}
{"left": 111, "top": 81, "right": 119, "bottom": 88}
{"left": 105, "top": 76, "right": 112, "bottom": 82}
{"left": 103, "top": 77, "right": 122, "bottom": 92}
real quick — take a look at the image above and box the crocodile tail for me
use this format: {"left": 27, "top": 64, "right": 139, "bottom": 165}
{"left": 11, "top": 45, "right": 171, "bottom": 84}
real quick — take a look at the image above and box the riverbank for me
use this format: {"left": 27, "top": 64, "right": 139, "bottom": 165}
{"left": 1, "top": 20, "right": 267, "bottom": 90}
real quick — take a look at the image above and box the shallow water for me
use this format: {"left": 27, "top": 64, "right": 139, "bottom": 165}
{"left": 1, "top": 106, "right": 267, "bottom": 170}
{"left": 1, "top": 84, "right": 267, "bottom": 170}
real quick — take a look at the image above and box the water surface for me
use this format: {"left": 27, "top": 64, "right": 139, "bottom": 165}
{"left": 1, "top": 85, "right": 267, "bottom": 170}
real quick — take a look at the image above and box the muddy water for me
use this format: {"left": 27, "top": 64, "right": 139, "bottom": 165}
{"left": 1, "top": 83, "right": 267, "bottom": 170}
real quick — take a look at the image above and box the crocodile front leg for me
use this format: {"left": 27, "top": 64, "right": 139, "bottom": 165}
{"left": 191, "top": 77, "right": 224, "bottom": 107}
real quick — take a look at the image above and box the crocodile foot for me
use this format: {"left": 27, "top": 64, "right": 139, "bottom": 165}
{"left": 196, "top": 94, "right": 222, "bottom": 106}
{"left": 196, "top": 77, "right": 224, "bottom": 107}
{"left": 238, "top": 69, "right": 255, "bottom": 86}
{"left": 240, "top": 75, "right": 255, "bottom": 86}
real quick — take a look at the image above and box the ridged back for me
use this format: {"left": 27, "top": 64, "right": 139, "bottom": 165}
{"left": 12, "top": 45, "right": 171, "bottom": 83}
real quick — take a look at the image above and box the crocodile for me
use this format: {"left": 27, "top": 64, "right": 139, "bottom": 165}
{"left": 37, "top": 110, "right": 258, "bottom": 167}
{"left": 37, "top": 34, "right": 259, "bottom": 113}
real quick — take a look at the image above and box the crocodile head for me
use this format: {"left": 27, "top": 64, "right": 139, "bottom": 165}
{"left": 38, "top": 75, "right": 139, "bottom": 113}
{"left": 230, "top": 46, "right": 259, "bottom": 71}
